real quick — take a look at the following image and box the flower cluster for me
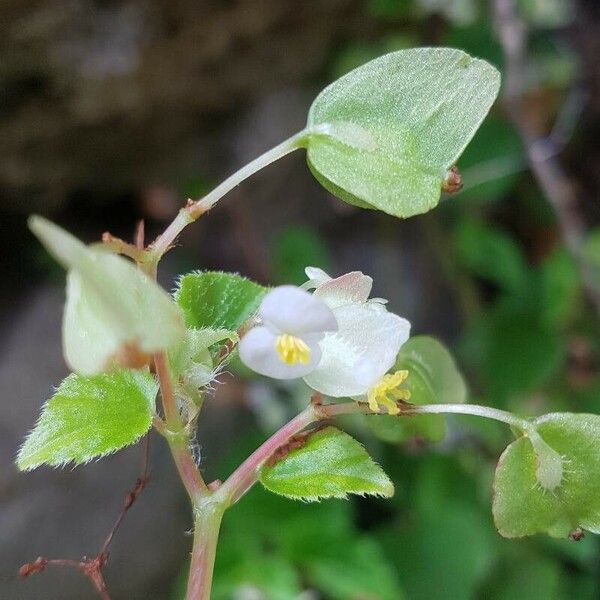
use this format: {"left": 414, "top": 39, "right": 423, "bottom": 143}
{"left": 239, "top": 267, "right": 411, "bottom": 414}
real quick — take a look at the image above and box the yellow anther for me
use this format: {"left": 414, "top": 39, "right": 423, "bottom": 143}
{"left": 275, "top": 334, "right": 311, "bottom": 365}
{"left": 367, "top": 370, "right": 411, "bottom": 415}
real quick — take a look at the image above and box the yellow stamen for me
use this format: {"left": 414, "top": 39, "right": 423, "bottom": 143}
{"left": 367, "top": 370, "right": 411, "bottom": 415}
{"left": 275, "top": 334, "right": 311, "bottom": 365}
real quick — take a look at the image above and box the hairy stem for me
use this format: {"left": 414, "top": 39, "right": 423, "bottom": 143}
{"left": 185, "top": 501, "right": 225, "bottom": 600}
{"left": 218, "top": 400, "right": 533, "bottom": 504}
{"left": 151, "top": 130, "right": 308, "bottom": 258}
{"left": 218, "top": 405, "right": 317, "bottom": 504}
{"left": 154, "top": 352, "right": 208, "bottom": 500}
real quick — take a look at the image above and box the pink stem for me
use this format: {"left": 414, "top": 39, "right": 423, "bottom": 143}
{"left": 219, "top": 406, "right": 317, "bottom": 504}
{"left": 185, "top": 503, "right": 225, "bottom": 600}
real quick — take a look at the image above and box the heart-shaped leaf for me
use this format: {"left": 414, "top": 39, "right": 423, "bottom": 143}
{"left": 305, "top": 47, "right": 500, "bottom": 218}
{"left": 259, "top": 427, "right": 393, "bottom": 501}
{"left": 17, "top": 369, "right": 157, "bottom": 470}
{"left": 493, "top": 413, "right": 600, "bottom": 538}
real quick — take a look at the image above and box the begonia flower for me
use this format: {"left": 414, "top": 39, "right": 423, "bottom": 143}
{"left": 238, "top": 286, "right": 337, "bottom": 379}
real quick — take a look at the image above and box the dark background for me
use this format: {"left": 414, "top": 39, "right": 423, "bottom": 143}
{"left": 1, "top": 1, "right": 600, "bottom": 598}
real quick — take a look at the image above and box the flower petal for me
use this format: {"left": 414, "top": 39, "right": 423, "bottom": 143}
{"left": 304, "top": 303, "right": 410, "bottom": 397}
{"left": 303, "top": 266, "right": 332, "bottom": 289}
{"left": 239, "top": 326, "right": 322, "bottom": 379}
{"left": 313, "top": 271, "right": 374, "bottom": 309}
{"left": 259, "top": 286, "right": 337, "bottom": 336}
{"left": 29, "top": 217, "right": 185, "bottom": 375}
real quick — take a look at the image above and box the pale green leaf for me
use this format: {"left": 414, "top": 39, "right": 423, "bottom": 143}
{"left": 368, "top": 336, "right": 467, "bottom": 443}
{"left": 169, "top": 327, "right": 238, "bottom": 377}
{"left": 305, "top": 47, "right": 500, "bottom": 218}
{"left": 17, "top": 369, "right": 157, "bottom": 470}
{"left": 29, "top": 216, "right": 184, "bottom": 375}
{"left": 259, "top": 427, "right": 394, "bottom": 501}
{"left": 493, "top": 413, "right": 600, "bottom": 538}
{"left": 175, "top": 271, "right": 267, "bottom": 331}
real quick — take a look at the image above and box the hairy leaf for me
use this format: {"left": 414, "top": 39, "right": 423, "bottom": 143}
{"left": 17, "top": 370, "right": 157, "bottom": 470}
{"left": 368, "top": 336, "right": 467, "bottom": 443}
{"left": 305, "top": 47, "right": 500, "bottom": 218}
{"left": 493, "top": 413, "right": 600, "bottom": 538}
{"left": 175, "top": 271, "right": 267, "bottom": 331}
{"left": 259, "top": 427, "right": 393, "bottom": 501}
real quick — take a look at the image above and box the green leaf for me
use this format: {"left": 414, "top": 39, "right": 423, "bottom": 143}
{"left": 539, "top": 248, "right": 580, "bottom": 328}
{"left": 175, "top": 271, "right": 267, "bottom": 331}
{"left": 454, "top": 218, "right": 528, "bottom": 292}
{"left": 306, "top": 536, "right": 404, "bottom": 600}
{"left": 305, "top": 47, "right": 500, "bottom": 218}
{"left": 213, "top": 555, "right": 301, "bottom": 600}
{"left": 368, "top": 336, "right": 467, "bottom": 443}
{"left": 17, "top": 369, "right": 157, "bottom": 470}
{"left": 259, "top": 426, "right": 394, "bottom": 501}
{"left": 462, "top": 298, "right": 565, "bottom": 405}
{"left": 493, "top": 413, "right": 600, "bottom": 538}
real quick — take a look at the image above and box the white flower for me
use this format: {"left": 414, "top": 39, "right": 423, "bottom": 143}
{"left": 29, "top": 216, "right": 184, "bottom": 375}
{"left": 238, "top": 286, "right": 337, "bottom": 379}
{"left": 301, "top": 268, "right": 411, "bottom": 414}
{"left": 240, "top": 269, "right": 412, "bottom": 415}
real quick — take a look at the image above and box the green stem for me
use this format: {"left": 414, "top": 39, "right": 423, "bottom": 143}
{"left": 218, "top": 400, "right": 532, "bottom": 505}
{"left": 185, "top": 500, "right": 225, "bottom": 600}
{"left": 151, "top": 130, "right": 308, "bottom": 258}
{"left": 401, "top": 403, "right": 530, "bottom": 431}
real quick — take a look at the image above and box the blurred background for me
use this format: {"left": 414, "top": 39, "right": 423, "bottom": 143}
{"left": 1, "top": 0, "right": 600, "bottom": 598}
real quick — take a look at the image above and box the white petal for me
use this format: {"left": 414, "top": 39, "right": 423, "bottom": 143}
{"left": 259, "top": 286, "right": 337, "bottom": 336}
{"left": 30, "top": 216, "right": 185, "bottom": 374}
{"left": 63, "top": 271, "right": 122, "bottom": 375}
{"left": 313, "top": 271, "right": 374, "bottom": 309}
{"left": 239, "top": 326, "right": 322, "bottom": 379}
{"left": 303, "top": 266, "right": 332, "bottom": 289}
{"left": 304, "top": 303, "right": 410, "bottom": 397}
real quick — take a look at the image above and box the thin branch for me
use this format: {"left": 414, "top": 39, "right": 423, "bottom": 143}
{"left": 492, "top": 0, "right": 600, "bottom": 315}
{"left": 19, "top": 436, "right": 152, "bottom": 600}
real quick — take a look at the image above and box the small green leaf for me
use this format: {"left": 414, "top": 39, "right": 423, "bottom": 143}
{"left": 493, "top": 413, "right": 600, "bottom": 538}
{"left": 175, "top": 271, "right": 267, "bottom": 330}
{"left": 17, "top": 369, "right": 157, "bottom": 470}
{"left": 259, "top": 427, "right": 394, "bottom": 501}
{"left": 169, "top": 327, "right": 237, "bottom": 376}
{"left": 305, "top": 47, "right": 500, "bottom": 218}
{"left": 368, "top": 336, "right": 467, "bottom": 443}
